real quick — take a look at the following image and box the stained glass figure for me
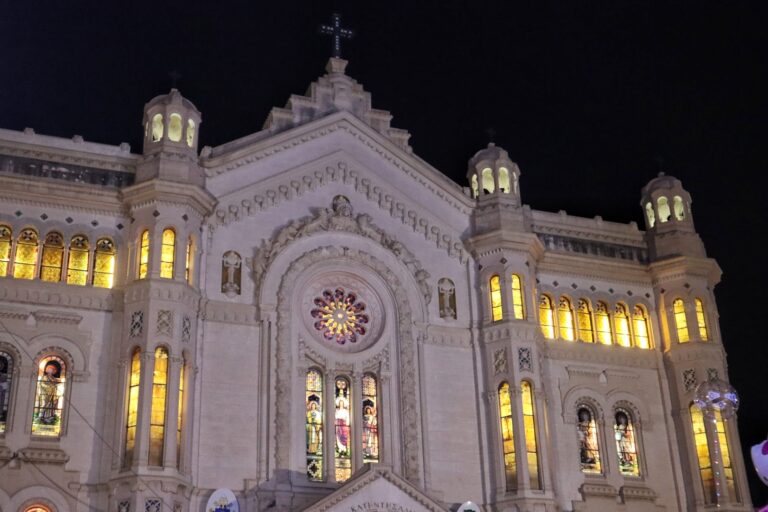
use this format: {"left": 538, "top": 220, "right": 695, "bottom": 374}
{"left": 511, "top": 274, "right": 525, "bottom": 320}
{"left": 13, "top": 228, "right": 39, "bottom": 280}
{"left": 138, "top": 230, "right": 150, "bottom": 279}
{"left": 148, "top": 347, "right": 168, "bottom": 466}
{"left": 311, "top": 288, "right": 369, "bottom": 345}
{"left": 124, "top": 348, "right": 141, "bottom": 467}
{"left": 498, "top": 382, "right": 516, "bottom": 491}
{"left": 93, "top": 238, "right": 116, "bottom": 288}
{"left": 558, "top": 297, "right": 575, "bottom": 341}
{"left": 577, "top": 406, "right": 601, "bottom": 473}
{"left": 539, "top": 295, "right": 555, "bottom": 339}
{"left": 334, "top": 377, "right": 352, "bottom": 482}
{"left": 633, "top": 306, "right": 650, "bottom": 349}
{"left": 0, "top": 351, "right": 12, "bottom": 433}
{"left": 160, "top": 228, "right": 175, "bottom": 279}
{"left": 362, "top": 374, "right": 379, "bottom": 463}
{"left": 521, "top": 382, "right": 541, "bottom": 489}
{"left": 614, "top": 409, "right": 639, "bottom": 476}
{"left": 614, "top": 304, "right": 631, "bottom": 347}
{"left": 66, "top": 235, "right": 90, "bottom": 285}
{"left": 595, "top": 302, "right": 612, "bottom": 345}
{"left": 306, "top": 369, "right": 323, "bottom": 481}
{"left": 32, "top": 356, "right": 66, "bottom": 436}
{"left": 0, "top": 225, "right": 11, "bottom": 277}
{"left": 577, "top": 299, "right": 594, "bottom": 343}
{"left": 40, "top": 232, "right": 64, "bottom": 282}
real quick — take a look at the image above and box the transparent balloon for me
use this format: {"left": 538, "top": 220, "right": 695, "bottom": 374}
{"left": 693, "top": 377, "right": 739, "bottom": 419}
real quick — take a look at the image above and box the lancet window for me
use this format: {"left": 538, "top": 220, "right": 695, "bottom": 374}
{"left": 160, "top": 228, "right": 175, "bottom": 279}
{"left": 124, "top": 348, "right": 141, "bottom": 468}
{"left": 490, "top": 275, "right": 503, "bottom": 321}
{"left": 31, "top": 355, "right": 67, "bottom": 437}
{"left": 93, "top": 238, "right": 116, "bottom": 288}
{"left": 0, "top": 225, "right": 11, "bottom": 277}
{"left": 362, "top": 374, "right": 379, "bottom": 464}
{"left": 334, "top": 377, "right": 352, "bottom": 482}
{"left": 614, "top": 304, "right": 631, "bottom": 347}
{"left": 695, "top": 299, "right": 709, "bottom": 341}
{"left": 577, "top": 405, "right": 601, "bottom": 474}
{"left": 521, "top": 381, "right": 541, "bottom": 489}
{"left": 177, "top": 357, "right": 186, "bottom": 469}
{"left": 138, "top": 230, "right": 150, "bottom": 279}
{"left": 151, "top": 113, "right": 164, "bottom": 142}
{"left": 715, "top": 410, "right": 738, "bottom": 501}
{"left": 658, "top": 196, "right": 671, "bottom": 222}
{"left": 577, "top": 299, "right": 594, "bottom": 343}
{"left": 66, "top": 235, "right": 90, "bottom": 285}
{"left": 595, "top": 302, "right": 612, "bottom": 345}
{"left": 185, "top": 237, "right": 193, "bottom": 285}
{"left": 614, "top": 409, "right": 640, "bottom": 476}
{"left": 306, "top": 369, "right": 324, "bottom": 481}
{"left": 511, "top": 274, "right": 525, "bottom": 320}
{"left": 13, "top": 228, "right": 39, "bottom": 280}
{"left": 673, "top": 196, "right": 686, "bottom": 220}
{"left": 0, "top": 351, "right": 13, "bottom": 433}
{"left": 40, "top": 232, "right": 64, "bottom": 282}
{"left": 498, "top": 382, "right": 516, "bottom": 491}
{"left": 148, "top": 347, "right": 169, "bottom": 466}
{"left": 673, "top": 299, "right": 689, "bottom": 343}
{"left": 690, "top": 404, "right": 714, "bottom": 503}
{"left": 482, "top": 167, "right": 495, "bottom": 193}
{"left": 539, "top": 295, "right": 555, "bottom": 339}
{"left": 557, "top": 297, "right": 575, "bottom": 341}
{"left": 633, "top": 306, "right": 650, "bottom": 349}
{"left": 499, "top": 167, "right": 511, "bottom": 193}
{"left": 168, "top": 113, "right": 183, "bottom": 142}
{"left": 186, "top": 119, "right": 196, "bottom": 147}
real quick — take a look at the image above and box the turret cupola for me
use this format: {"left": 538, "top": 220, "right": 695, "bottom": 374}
{"left": 142, "top": 89, "right": 201, "bottom": 156}
{"left": 468, "top": 143, "right": 521, "bottom": 204}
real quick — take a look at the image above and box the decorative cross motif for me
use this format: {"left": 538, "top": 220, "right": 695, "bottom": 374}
{"left": 319, "top": 13, "right": 354, "bottom": 59}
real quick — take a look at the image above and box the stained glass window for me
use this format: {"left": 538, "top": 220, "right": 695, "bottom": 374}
{"left": 13, "top": 228, "right": 39, "bottom": 280}
{"left": 511, "top": 274, "right": 525, "bottom": 320}
{"left": 577, "top": 406, "right": 601, "bottom": 473}
{"left": 0, "top": 351, "right": 13, "bottom": 434}
{"left": 31, "top": 356, "right": 66, "bottom": 437}
{"left": 595, "top": 302, "right": 612, "bottom": 345}
{"left": 521, "top": 382, "right": 541, "bottom": 489}
{"left": 614, "top": 304, "right": 631, "bottom": 347}
{"left": 695, "top": 299, "right": 709, "bottom": 341}
{"left": 160, "top": 229, "right": 175, "bottom": 279}
{"left": 362, "top": 374, "right": 379, "bottom": 464}
{"left": 0, "top": 225, "right": 11, "bottom": 277}
{"left": 148, "top": 347, "right": 168, "bottom": 466}
{"left": 558, "top": 297, "right": 575, "bottom": 341}
{"left": 614, "top": 409, "right": 639, "bottom": 476}
{"left": 306, "top": 369, "right": 324, "bottom": 481}
{"left": 124, "top": 348, "right": 141, "bottom": 468}
{"left": 39, "top": 232, "right": 64, "bottom": 282}
{"left": 674, "top": 299, "right": 689, "bottom": 343}
{"left": 177, "top": 357, "right": 185, "bottom": 469}
{"left": 334, "top": 378, "right": 352, "bottom": 482}
{"left": 311, "top": 288, "right": 369, "bottom": 345}
{"left": 185, "top": 237, "right": 193, "bottom": 285}
{"left": 633, "top": 306, "right": 650, "bottom": 349}
{"left": 66, "top": 235, "right": 90, "bottom": 285}
{"left": 715, "top": 409, "right": 738, "bottom": 502}
{"left": 93, "top": 238, "right": 116, "bottom": 288}
{"left": 138, "top": 230, "right": 149, "bottom": 279}
{"left": 490, "top": 275, "right": 503, "bottom": 321}
{"left": 539, "top": 295, "right": 555, "bottom": 339}
{"left": 690, "top": 404, "right": 714, "bottom": 503}
{"left": 498, "top": 382, "right": 516, "bottom": 491}
{"left": 577, "top": 299, "right": 594, "bottom": 343}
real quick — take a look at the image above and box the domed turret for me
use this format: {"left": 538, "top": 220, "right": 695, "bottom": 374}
{"left": 467, "top": 143, "right": 521, "bottom": 203}
{"left": 142, "top": 89, "right": 201, "bottom": 156}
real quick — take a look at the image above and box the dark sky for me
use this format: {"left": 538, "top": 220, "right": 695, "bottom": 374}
{"left": 2, "top": 0, "right": 767, "bottom": 504}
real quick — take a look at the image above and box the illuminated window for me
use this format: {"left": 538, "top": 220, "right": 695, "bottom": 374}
{"left": 673, "top": 196, "right": 686, "bottom": 220}
{"left": 645, "top": 202, "right": 655, "bottom": 228}
{"left": 521, "top": 382, "right": 541, "bottom": 489}
{"left": 577, "top": 405, "right": 601, "bottom": 473}
{"left": 13, "top": 228, "right": 39, "bottom": 280}
{"left": 23, "top": 506, "right": 52, "bottom": 512}
{"left": 695, "top": 299, "right": 709, "bottom": 341}
{"left": 306, "top": 369, "right": 324, "bottom": 481}
{"left": 715, "top": 410, "right": 738, "bottom": 502}
{"left": 362, "top": 374, "right": 379, "bottom": 464}
{"left": 690, "top": 405, "right": 714, "bottom": 504}
{"left": 577, "top": 299, "right": 594, "bottom": 343}
{"left": 124, "top": 348, "right": 141, "bottom": 468}
{"left": 471, "top": 174, "right": 479, "bottom": 198}
{"left": 0, "top": 225, "right": 11, "bottom": 277}
{"left": 481, "top": 167, "right": 495, "bottom": 193}
{"left": 148, "top": 347, "right": 169, "bottom": 466}
{"left": 511, "top": 274, "right": 525, "bottom": 319}
{"left": 31, "top": 355, "right": 66, "bottom": 437}
{"left": 138, "top": 230, "right": 150, "bottom": 279}
{"left": 93, "top": 238, "right": 116, "bottom": 288}
{"left": 334, "top": 377, "right": 352, "bottom": 482}
{"left": 185, "top": 237, "right": 193, "bottom": 284}
{"left": 632, "top": 306, "right": 650, "bottom": 349}
{"left": 168, "top": 113, "right": 182, "bottom": 142}
{"left": 614, "top": 304, "right": 631, "bottom": 347}
{"left": 490, "top": 275, "right": 503, "bottom": 321}
{"left": 151, "top": 113, "right": 164, "bottom": 142}
{"left": 673, "top": 299, "right": 689, "bottom": 343}
{"left": 558, "top": 297, "right": 575, "bottom": 341}
{"left": 66, "top": 235, "right": 89, "bottom": 285}
{"left": 39, "top": 232, "right": 64, "bottom": 282}
{"left": 160, "top": 229, "right": 176, "bottom": 279}
{"left": 539, "top": 295, "right": 555, "bottom": 339}
{"left": 499, "top": 167, "right": 510, "bottom": 193}
{"left": 614, "top": 409, "right": 640, "bottom": 476}
{"left": 177, "top": 357, "right": 185, "bottom": 470}
{"left": 657, "top": 196, "right": 671, "bottom": 223}
{"left": 595, "top": 302, "right": 612, "bottom": 345}
{"left": 498, "top": 382, "right": 516, "bottom": 491}
{"left": 186, "top": 119, "right": 196, "bottom": 147}
{"left": 0, "top": 351, "right": 13, "bottom": 433}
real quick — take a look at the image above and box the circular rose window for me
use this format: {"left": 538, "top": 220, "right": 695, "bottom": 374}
{"left": 311, "top": 288, "right": 369, "bottom": 345}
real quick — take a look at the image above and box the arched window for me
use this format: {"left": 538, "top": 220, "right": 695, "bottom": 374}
{"left": 657, "top": 196, "right": 671, "bottom": 223}
{"left": 0, "top": 224, "right": 11, "bottom": 277}
{"left": 481, "top": 167, "right": 495, "bottom": 194}
{"left": 334, "top": 377, "right": 352, "bottom": 482}
{"left": 632, "top": 306, "right": 650, "bottom": 349}
{"left": 539, "top": 295, "right": 555, "bottom": 339}
{"left": 177, "top": 356, "right": 185, "bottom": 469}
{"left": 558, "top": 297, "right": 575, "bottom": 341}
{"left": 577, "top": 299, "right": 594, "bottom": 343}
{"left": 186, "top": 119, "right": 196, "bottom": 147}
{"left": 673, "top": 196, "right": 686, "bottom": 220}
{"left": 0, "top": 351, "right": 13, "bottom": 434}
{"left": 577, "top": 405, "right": 601, "bottom": 473}
{"left": 470, "top": 174, "right": 479, "bottom": 198}
{"left": 695, "top": 298, "right": 709, "bottom": 341}
{"left": 673, "top": 299, "right": 689, "bottom": 343}
{"left": 645, "top": 202, "right": 655, "bottom": 228}
{"left": 66, "top": 235, "right": 90, "bottom": 285}
{"left": 438, "top": 278, "right": 457, "bottom": 319}
{"left": 148, "top": 347, "right": 169, "bottom": 466}
{"left": 499, "top": 167, "right": 510, "bottom": 193}
{"left": 614, "top": 409, "right": 640, "bottom": 476}
{"left": 614, "top": 304, "right": 631, "bottom": 347}
{"left": 124, "top": 348, "right": 141, "bottom": 468}
{"left": 32, "top": 355, "right": 66, "bottom": 437}
{"left": 690, "top": 404, "right": 714, "bottom": 503}
{"left": 490, "top": 275, "right": 503, "bottom": 321}
{"left": 715, "top": 409, "right": 738, "bottom": 501}
{"left": 168, "top": 113, "right": 183, "bottom": 142}
{"left": 306, "top": 369, "right": 324, "bottom": 481}
{"left": 160, "top": 228, "right": 176, "bottom": 279}
{"left": 138, "top": 230, "right": 150, "bottom": 279}
{"left": 362, "top": 374, "right": 379, "bottom": 463}
{"left": 498, "top": 382, "right": 516, "bottom": 491}
{"left": 93, "top": 238, "right": 116, "bottom": 288}
{"left": 521, "top": 381, "right": 541, "bottom": 489}
{"left": 511, "top": 274, "right": 525, "bottom": 320}
{"left": 39, "top": 232, "right": 64, "bottom": 282}
{"left": 13, "top": 228, "right": 39, "bottom": 280}
{"left": 151, "top": 113, "right": 164, "bottom": 142}
{"left": 185, "top": 237, "right": 193, "bottom": 285}
{"left": 595, "top": 302, "right": 612, "bottom": 345}
{"left": 23, "top": 506, "right": 52, "bottom": 512}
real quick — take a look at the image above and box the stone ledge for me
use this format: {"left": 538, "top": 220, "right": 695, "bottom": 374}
{"left": 19, "top": 446, "right": 69, "bottom": 464}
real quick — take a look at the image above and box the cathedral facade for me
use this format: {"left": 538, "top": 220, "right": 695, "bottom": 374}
{"left": 0, "top": 58, "right": 754, "bottom": 512}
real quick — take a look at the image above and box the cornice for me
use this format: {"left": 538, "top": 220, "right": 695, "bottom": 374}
{"left": 466, "top": 231, "right": 544, "bottom": 261}
{"left": 538, "top": 252, "right": 650, "bottom": 286}
{"left": 481, "top": 321, "right": 540, "bottom": 343}
{"left": 648, "top": 255, "right": 722, "bottom": 286}
{"left": 662, "top": 341, "right": 725, "bottom": 364}
{"left": 0, "top": 175, "right": 125, "bottom": 217}
{"left": 121, "top": 179, "right": 217, "bottom": 217}
{"left": 0, "top": 139, "right": 138, "bottom": 173}
{"left": 0, "top": 277, "right": 113, "bottom": 311}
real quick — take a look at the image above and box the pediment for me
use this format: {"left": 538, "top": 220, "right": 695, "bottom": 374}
{"left": 302, "top": 465, "right": 446, "bottom": 512}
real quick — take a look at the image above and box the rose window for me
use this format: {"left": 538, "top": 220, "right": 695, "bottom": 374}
{"left": 311, "top": 288, "right": 369, "bottom": 345}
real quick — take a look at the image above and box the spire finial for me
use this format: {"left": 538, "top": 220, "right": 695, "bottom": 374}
{"left": 319, "top": 13, "right": 354, "bottom": 59}
{"left": 169, "top": 70, "right": 182, "bottom": 89}
{"left": 485, "top": 127, "right": 496, "bottom": 145}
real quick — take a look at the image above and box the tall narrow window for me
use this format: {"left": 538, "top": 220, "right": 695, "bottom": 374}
{"left": 185, "top": 237, "right": 193, "bottom": 285}
{"left": 614, "top": 304, "right": 631, "bottom": 347}
{"left": 715, "top": 410, "right": 738, "bottom": 501}
{"left": 595, "top": 302, "right": 612, "bottom": 345}
{"left": 31, "top": 356, "right": 66, "bottom": 437}
{"left": 138, "top": 230, "right": 150, "bottom": 279}
{"left": 160, "top": 229, "right": 175, "bottom": 279}
{"left": 0, "top": 351, "right": 13, "bottom": 434}
{"left": 124, "top": 348, "right": 141, "bottom": 468}
{"left": 539, "top": 295, "right": 555, "bottom": 339}
{"left": 658, "top": 196, "right": 671, "bottom": 222}
{"left": 168, "top": 113, "right": 183, "bottom": 142}
{"left": 690, "top": 405, "right": 714, "bottom": 504}
{"left": 482, "top": 167, "right": 495, "bottom": 193}
{"left": 499, "top": 167, "right": 510, "bottom": 193}
{"left": 471, "top": 174, "right": 479, "bottom": 198}
{"left": 334, "top": 378, "right": 352, "bottom": 482}
{"left": 148, "top": 347, "right": 169, "bottom": 466}
{"left": 39, "top": 232, "right": 64, "bottom": 282}
{"left": 498, "top": 382, "right": 516, "bottom": 491}
{"left": 577, "top": 299, "right": 594, "bottom": 343}
{"left": 0, "top": 225, "right": 11, "bottom": 277}
{"left": 673, "top": 196, "right": 686, "bottom": 220}
{"left": 558, "top": 297, "right": 575, "bottom": 341}
{"left": 306, "top": 369, "right": 324, "bottom": 481}
{"left": 13, "top": 228, "right": 39, "bottom": 280}
{"left": 633, "top": 306, "right": 650, "bottom": 349}
{"left": 151, "top": 113, "right": 164, "bottom": 142}
{"left": 186, "top": 119, "right": 196, "bottom": 147}
{"left": 577, "top": 406, "right": 601, "bottom": 473}
{"left": 695, "top": 299, "right": 709, "bottom": 341}
{"left": 66, "top": 235, "right": 90, "bottom": 285}
{"left": 177, "top": 358, "right": 185, "bottom": 469}
{"left": 490, "top": 275, "right": 503, "bottom": 321}
{"left": 673, "top": 299, "right": 689, "bottom": 343}
{"left": 521, "top": 382, "right": 541, "bottom": 489}
{"left": 93, "top": 238, "right": 116, "bottom": 288}
{"left": 614, "top": 409, "right": 640, "bottom": 476}
{"left": 645, "top": 202, "right": 655, "bottom": 228}
{"left": 362, "top": 374, "right": 379, "bottom": 464}
{"left": 511, "top": 274, "right": 525, "bottom": 320}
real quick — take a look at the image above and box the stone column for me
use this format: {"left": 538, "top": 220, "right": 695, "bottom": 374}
{"left": 163, "top": 355, "right": 182, "bottom": 469}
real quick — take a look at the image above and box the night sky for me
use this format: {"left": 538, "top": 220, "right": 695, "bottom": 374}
{"left": 2, "top": 0, "right": 767, "bottom": 504}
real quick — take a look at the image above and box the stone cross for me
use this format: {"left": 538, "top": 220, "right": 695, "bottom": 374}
{"left": 319, "top": 13, "right": 354, "bottom": 59}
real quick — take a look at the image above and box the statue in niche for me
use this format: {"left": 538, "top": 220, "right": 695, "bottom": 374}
{"left": 438, "top": 278, "right": 457, "bottom": 319}
{"left": 221, "top": 251, "right": 242, "bottom": 298}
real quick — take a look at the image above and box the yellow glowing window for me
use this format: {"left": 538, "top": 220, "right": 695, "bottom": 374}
{"left": 362, "top": 374, "right": 379, "bottom": 464}
{"left": 13, "top": 229, "right": 39, "bottom": 280}
{"left": 151, "top": 113, "right": 164, "bottom": 142}
{"left": 673, "top": 299, "right": 689, "bottom": 343}
{"left": 511, "top": 274, "right": 525, "bottom": 319}
{"left": 558, "top": 297, "right": 575, "bottom": 341}
{"left": 39, "top": 232, "right": 64, "bottom": 282}
{"left": 31, "top": 355, "right": 66, "bottom": 437}
{"left": 149, "top": 347, "right": 169, "bottom": 466}
{"left": 498, "top": 382, "right": 516, "bottom": 491}
{"left": 690, "top": 405, "right": 714, "bottom": 504}
{"left": 481, "top": 167, "right": 495, "bottom": 193}
{"left": 498, "top": 167, "right": 510, "bottom": 193}
{"left": 185, "top": 237, "right": 193, "bottom": 284}
{"left": 595, "top": 302, "right": 612, "bottom": 345}
{"left": 645, "top": 202, "right": 655, "bottom": 228}
{"left": 124, "top": 348, "right": 141, "bottom": 468}
{"left": 138, "top": 230, "right": 149, "bottom": 279}
{"left": 521, "top": 381, "right": 541, "bottom": 489}
{"left": 673, "top": 196, "right": 686, "bottom": 220}
{"left": 168, "top": 113, "right": 183, "bottom": 142}
{"left": 539, "top": 295, "right": 555, "bottom": 339}
{"left": 177, "top": 358, "right": 185, "bottom": 469}
{"left": 632, "top": 306, "right": 650, "bottom": 349}
{"left": 490, "top": 275, "right": 503, "bottom": 321}
{"left": 93, "top": 238, "right": 116, "bottom": 288}
{"left": 471, "top": 174, "right": 479, "bottom": 198}
{"left": 695, "top": 299, "right": 709, "bottom": 341}
{"left": 614, "top": 304, "right": 631, "bottom": 347}
{"left": 658, "top": 196, "right": 671, "bottom": 223}
{"left": 715, "top": 410, "right": 738, "bottom": 501}
{"left": 186, "top": 119, "right": 196, "bottom": 147}
{"left": 160, "top": 228, "right": 175, "bottom": 279}
{"left": 66, "top": 235, "right": 89, "bottom": 286}
{"left": 577, "top": 299, "right": 594, "bottom": 343}
{"left": 306, "top": 369, "right": 324, "bottom": 481}
{"left": 0, "top": 225, "right": 11, "bottom": 277}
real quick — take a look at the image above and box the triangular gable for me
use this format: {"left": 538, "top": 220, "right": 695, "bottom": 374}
{"left": 302, "top": 465, "right": 446, "bottom": 512}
